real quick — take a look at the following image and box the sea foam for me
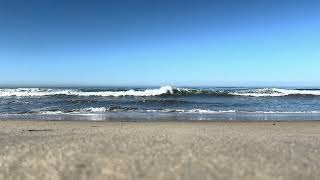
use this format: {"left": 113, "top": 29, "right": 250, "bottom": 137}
{"left": 1, "top": 87, "right": 320, "bottom": 97}
{"left": 0, "top": 86, "right": 174, "bottom": 97}
{"left": 231, "top": 88, "right": 320, "bottom": 97}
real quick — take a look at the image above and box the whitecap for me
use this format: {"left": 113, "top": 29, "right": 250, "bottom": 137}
{"left": 0, "top": 86, "right": 174, "bottom": 97}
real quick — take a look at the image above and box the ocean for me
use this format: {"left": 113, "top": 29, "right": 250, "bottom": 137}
{"left": 1, "top": 86, "right": 320, "bottom": 121}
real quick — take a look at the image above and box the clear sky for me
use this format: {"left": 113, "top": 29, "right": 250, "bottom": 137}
{"left": 0, "top": 0, "right": 319, "bottom": 87}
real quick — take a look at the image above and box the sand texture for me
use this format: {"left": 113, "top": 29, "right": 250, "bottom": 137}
{"left": 0, "top": 121, "right": 320, "bottom": 180}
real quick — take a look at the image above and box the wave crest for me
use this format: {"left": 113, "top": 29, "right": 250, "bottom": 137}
{"left": 0, "top": 86, "right": 174, "bottom": 97}
{"left": 231, "top": 88, "right": 320, "bottom": 97}
{"left": 1, "top": 87, "right": 320, "bottom": 97}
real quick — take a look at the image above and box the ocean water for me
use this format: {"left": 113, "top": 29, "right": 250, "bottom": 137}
{"left": 1, "top": 86, "right": 320, "bottom": 121}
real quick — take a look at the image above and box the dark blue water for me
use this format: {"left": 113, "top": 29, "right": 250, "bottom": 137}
{"left": 1, "top": 86, "right": 320, "bottom": 121}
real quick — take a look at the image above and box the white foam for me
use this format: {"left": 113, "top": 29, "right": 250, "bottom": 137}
{"left": 80, "top": 107, "right": 108, "bottom": 112}
{"left": 272, "top": 88, "right": 320, "bottom": 96}
{"left": 146, "top": 109, "right": 236, "bottom": 114}
{"left": 179, "top": 109, "right": 236, "bottom": 114}
{"left": 38, "top": 110, "right": 64, "bottom": 115}
{"left": 2, "top": 87, "right": 320, "bottom": 97}
{"left": 0, "top": 88, "right": 75, "bottom": 97}
{"left": 256, "top": 111, "right": 320, "bottom": 114}
{"left": 0, "top": 86, "right": 174, "bottom": 97}
{"left": 231, "top": 88, "right": 320, "bottom": 97}
{"left": 8, "top": 108, "right": 320, "bottom": 115}
{"left": 75, "top": 86, "right": 174, "bottom": 97}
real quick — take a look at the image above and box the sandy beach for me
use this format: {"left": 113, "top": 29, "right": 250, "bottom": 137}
{"left": 0, "top": 121, "right": 320, "bottom": 180}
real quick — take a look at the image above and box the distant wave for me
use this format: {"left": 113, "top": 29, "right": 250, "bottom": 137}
{"left": 1, "top": 87, "right": 320, "bottom": 97}
{"left": 174, "top": 88, "right": 320, "bottom": 97}
{"left": 230, "top": 88, "right": 320, "bottom": 97}
{"left": 0, "top": 86, "right": 174, "bottom": 97}
{"left": 175, "top": 87, "right": 320, "bottom": 97}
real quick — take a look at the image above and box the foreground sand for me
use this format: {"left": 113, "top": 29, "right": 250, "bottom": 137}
{"left": 0, "top": 121, "right": 320, "bottom": 180}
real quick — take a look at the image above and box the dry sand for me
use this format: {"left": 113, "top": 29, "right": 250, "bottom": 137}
{"left": 0, "top": 120, "right": 320, "bottom": 180}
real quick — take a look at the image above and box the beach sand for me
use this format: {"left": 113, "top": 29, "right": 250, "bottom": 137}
{"left": 0, "top": 121, "right": 320, "bottom": 180}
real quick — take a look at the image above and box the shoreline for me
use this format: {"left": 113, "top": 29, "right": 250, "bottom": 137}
{"left": 1, "top": 118, "right": 320, "bottom": 122}
{"left": 3, "top": 111, "right": 320, "bottom": 122}
{"left": 1, "top": 120, "right": 320, "bottom": 180}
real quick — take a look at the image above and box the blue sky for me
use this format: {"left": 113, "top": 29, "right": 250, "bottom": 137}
{"left": 0, "top": 0, "right": 320, "bottom": 86}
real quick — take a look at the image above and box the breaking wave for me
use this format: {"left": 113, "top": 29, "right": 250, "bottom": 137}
{"left": 1, "top": 86, "right": 320, "bottom": 97}
{"left": 230, "top": 88, "right": 320, "bottom": 97}
{"left": 0, "top": 86, "right": 174, "bottom": 97}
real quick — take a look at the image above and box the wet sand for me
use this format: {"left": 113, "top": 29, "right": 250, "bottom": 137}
{"left": 0, "top": 121, "right": 320, "bottom": 180}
